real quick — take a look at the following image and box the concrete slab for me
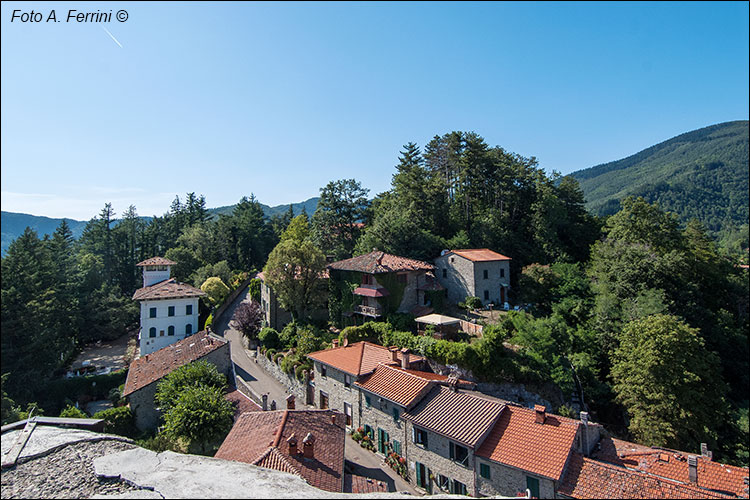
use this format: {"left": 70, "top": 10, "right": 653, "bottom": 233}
{"left": 1, "top": 426, "right": 132, "bottom": 465}
{"left": 91, "top": 492, "right": 164, "bottom": 499}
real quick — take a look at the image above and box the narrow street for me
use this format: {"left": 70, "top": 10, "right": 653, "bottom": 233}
{"left": 214, "top": 287, "right": 420, "bottom": 495}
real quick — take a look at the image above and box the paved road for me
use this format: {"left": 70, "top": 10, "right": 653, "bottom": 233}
{"left": 214, "top": 287, "right": 289, "bottom": 408}
{"left": 215, "top": 288, "right": 419, "bottom": 495}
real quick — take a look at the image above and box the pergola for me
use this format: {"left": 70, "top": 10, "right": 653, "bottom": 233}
{"left": 414, "top": 313, "right": 462, "bottom": 340}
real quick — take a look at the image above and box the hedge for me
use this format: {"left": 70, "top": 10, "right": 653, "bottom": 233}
{"left": 41, "top": 369, "right": 128, "bottom": 415}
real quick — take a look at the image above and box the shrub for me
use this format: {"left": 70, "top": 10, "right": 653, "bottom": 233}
{"left": 280, "top": 322, "right": 299, "bottom": 349}
{"left": 273, "top": 352, "right": 285, "bottom": 364}
{"left": 59, "top": 404, "right": 88, "bottom": 419}
{"left": 464, "top": 296, "right": 483, "bottom": 310}
{"left": 200, "top": 277, "right": 231, "bottom": 307}
{"left": 280, "top": 353, "right": 299, "bottom": 374}
{"left": 386, "top": 313, "right": 415, "bottom": 332}
{"left": 137, "top": 433, "right": 181, "bottom": 453}
{"left": 295, "top": 362, "right": 312, "bottom": 381}
{"left": 258, "top": 327, "right": 281, "bottom": 350}
{"left": 266, "top": 348, "right": 276, "bottom": 360}
{"left": 93, "top": 406, "right": 137, "bottom": 437}
{"left": 108, "top": 386, "right": 123, "bottom": 406}
{"left": 204, "top": 313, "right": 213, "bottom": 329}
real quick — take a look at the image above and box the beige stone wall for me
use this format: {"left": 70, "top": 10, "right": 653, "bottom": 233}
{"left": 312, "top": 362, "right": 360, "bottom": 429}
{"left": 475, "top": 457, "right": 556, "bottom": 498}
{"left": 359, "top": 389, "right": 409, "bottom": 456}
{"left": 404, "top": 420, "right": 476, "bottom": 495}
{"left": 435, "top": 254, "right": 475, "bottom": 304}
{"left": 471, "top": 260, "right": 511, "bottom": 305}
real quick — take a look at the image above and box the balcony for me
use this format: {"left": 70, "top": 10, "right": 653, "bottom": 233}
{"left": 353, "top": 304, "right": 383, "bottom": 317}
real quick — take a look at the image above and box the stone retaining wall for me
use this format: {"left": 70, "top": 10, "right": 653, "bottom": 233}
{"left": 212, "top": 277, "right": 255, "bottom": 328}
{"left": 255, "top": 348, "right": 308, "bottom": 407}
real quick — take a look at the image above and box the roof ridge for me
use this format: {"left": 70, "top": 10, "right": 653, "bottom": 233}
{"left": 273, "top": 410, "right": 290, "bottom": 447}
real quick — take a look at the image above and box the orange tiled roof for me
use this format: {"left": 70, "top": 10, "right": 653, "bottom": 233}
{"left": 215, "top": 409, "right": 346, "bottom": 492}
{"left": 224, "top": 388, "right": 262, "bottom": 421}
{"left": 123, "top": 331, "right": 228, "bottom": 396}
{"left": 132, "top": 278, "right": 206, "bottom": 300}
{"left": 355, "top": 364, "right": 435, "bottom": 409}
{"left": 476, "top": 405, "right": 580, "bottom": 481}
{"left": 307, "top": 341, "right": 423, "bottom": 377}
{"left": 136, "top": 256, "right": 177, "bottom": 266}
{"left": 558, "top": 452, "right": 733, "bottom": 499}
{"left": 328, "top": 251, "right": 434, "bottom": 273}
{"left": 594, "top": 437, "right": 749, "bottom": 498}
{"left": 403, "top": 386, "right": 504, "bottom": 447}
{"left": 448, "top": 249, "right": 511, "bottom": 262}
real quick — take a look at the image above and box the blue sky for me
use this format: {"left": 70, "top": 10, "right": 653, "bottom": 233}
{"left": 1, "top": 1, "right": 748, "bottom": 220}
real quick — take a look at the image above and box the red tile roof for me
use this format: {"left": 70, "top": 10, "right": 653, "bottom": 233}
{"left": 132, "top": 278, "right": 206, "bottom": 301}
{"left": 403, "top": 386, "right": 504, "bottom": 447}
{"left": 123, "top": 331, "right": 228, "bottom": 396}
{"left": 215, "top": 409, "right": 346, "bottom": 492}
{"left": 355, "top": 364, "right": 435, "bottom": 409}
{"left": 593, "top": 437, "right": 749, "bottom": 498}
{"left": 352, "top": 286, "right": 390, "bottom": 297}
{"left": 448, "top": 249, "right": 511, "bottom": 262}
{"left": 136, "top": 256, "right": 177, "bottom": 266}
{"left": 476, "top": 405, "right": 580, "bottom": 481}
{"left": 558, "top": 452, "right": 733, "bottom": 499}
{"left": 306, "top": 341, "right": 423, "bottom": 377}
{"left": 224, "top": 388, "right": 262, "bottom": 421}
{"left": 328, "top": 251, "right": 434, "bottom": 273}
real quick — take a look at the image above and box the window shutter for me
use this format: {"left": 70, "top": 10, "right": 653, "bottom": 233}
{"left": 449, "top": 442, "right": 454, "bottom": 459}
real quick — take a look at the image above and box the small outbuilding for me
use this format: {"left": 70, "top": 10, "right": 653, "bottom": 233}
{"left": 414, "top": 313, "right": 462, "bottom": 340}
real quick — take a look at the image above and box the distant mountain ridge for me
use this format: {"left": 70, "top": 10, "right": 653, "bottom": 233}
{"left": 569, "top": 120, "right": 749, "bottom": 234}
{"left": 1, "top": 197, "right": 320, "bottom": 255}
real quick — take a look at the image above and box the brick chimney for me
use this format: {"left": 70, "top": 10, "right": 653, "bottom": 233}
{"left": 687, "top": 455, "right": 698, "bottom": 484}
{"left": 700, "top": 443, "right": 713, "bottom": 461}
{"left": 287, "top": 433, "right": 298, "bottom": 456}
{"left": 447, "top": 375, "right": 458, "bottom": 392}
{"left": 286, "top": 394, "right": 295, "bottom": 410}
{"left": 303, "top": 432, "right": 315, "bottom": 459}
{"left": 401, "top": 348, "right": 411, "bottom": 369}
{"left": 534, "top": 405, "right": 546, "bottom": 424}
{"left": 389, "top": 346, "right": 399, "bottom": 363}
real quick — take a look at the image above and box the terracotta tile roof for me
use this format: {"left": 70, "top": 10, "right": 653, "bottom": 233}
{"left": 136, "top": 256, "right": 177, "bottom": 266}
{"left": 593, "top": 437, "right": 749, "bottom": 498}
{"left": 355, "top": 364, "right": 435, "bottom": 409}
{"left": 328, "top": 251, "right": 434, "bottom": 273}
{"left": 403, "top": 386, "right": 504, "bottom": 447}
{"left": 352, "top": 286, "right": 390, "bottom": 297}
{"left": 123, "top": 331, "right": 228, "bottom": 396}
{"left": 344, "top": 473, "right": 389, "bottom": 493}
{"left": 476, "top": 405, "right": 580, "bottom": 481}
{"left": 417, "top": 272, "right": 445, "bottom": 291}
{"left": 132, "top": 278, "right": 206, "bottom": 300}
{"left": 224, "top": 388, "right": 262, "bottom": 421}
{"left": 558, "top": 452, "right": 733, "bottom": 499}
{"left": 215, "top": 409, "right": 346, "bottom": 492}
{"left": 307, "top": 341, "right": 423, "bottom": 377}
{"left": 448, "top": 248, "right": 511, "bottom": 262}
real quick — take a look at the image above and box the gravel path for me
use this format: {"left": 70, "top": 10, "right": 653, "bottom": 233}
{"left": 1, "top": 440, "right": 141, "bottom": 499}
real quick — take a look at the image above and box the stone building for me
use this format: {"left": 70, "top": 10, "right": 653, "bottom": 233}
{"left": 402, "top": 386, "right": 505, "bottom": 496}
{"left": 434, "top": 249, "right": 511, "bottom": 306}
{"left": 133, "top": 257, "right": 206, "bottom": 356}
{"left": 327, "top": 251, "right": 443, "bottom": 325}
{"left": 123, "top": 330, "right": 232, "bottom": 431}
{"left": 257, "top": 270, "right": 329, "bottom": 331}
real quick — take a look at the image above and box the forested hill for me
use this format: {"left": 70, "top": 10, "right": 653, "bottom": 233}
{"left": 0, "top": 197, "right": 320, "bottom": 255}
{"left": 570, "top": 120, "right": 749, "bottom": 235}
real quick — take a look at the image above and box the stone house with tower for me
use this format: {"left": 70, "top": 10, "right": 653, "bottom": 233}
{"left": 133, "top": 257, "right": 206, "bottom": 356}
{"left": 434, "top": 249, "right": 512, "bottom": 306}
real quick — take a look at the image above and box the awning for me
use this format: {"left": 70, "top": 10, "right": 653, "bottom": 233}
{"left": 353, "top": 287, "right": 390, "bottom": 297}
{"left": 414, "top": 313, "right": 462, "bottom": 326}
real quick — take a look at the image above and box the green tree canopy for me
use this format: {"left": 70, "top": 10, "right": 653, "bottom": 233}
{"left": 161, "top": 385, "right": 233, "bottom": 454}
{"left": 155, "top": 360, "right": 227, "bottom": 414}
{"left": 311, "top": 179, "right": 369, "bottom": 259}
{"left": 200, "top": 277, "right": 230, "bottom": 307}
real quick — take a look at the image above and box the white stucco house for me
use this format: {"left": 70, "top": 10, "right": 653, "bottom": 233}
{"left": 133, "top": 257, "right": 207, "bottom": 356}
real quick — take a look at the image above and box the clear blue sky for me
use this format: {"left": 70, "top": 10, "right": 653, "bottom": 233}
{"left": 2, "top": 1, "right": 748, "bottom": 220}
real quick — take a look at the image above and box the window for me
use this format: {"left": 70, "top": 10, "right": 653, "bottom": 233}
{"left": 415, "top": 462, "right": 427, "bottom": 488}
{"left": 344, "top": 403, "right": 352, "bottom": 426}
{"left": 149, "top": 327, "right": 156, "bottom": 338}
{"left": 344, "top": 374, "right": 352, "bottom": 388}
{"left": 365, "top": 395, "right": 371, "bottom": 408}
{"left": 362, "top": 274, "right": 373, "bottom": 285}
{"left": 378, "top": 428, "right": 390, "bottom": 454}
{"left": 442, "top": 268, "right": 447, "bottom": 278}
{"left": 484, "top": 290, "right": 489, "bottom": 300}
{"left": 483, "top": 269, "right": 488, "bottom": 279}
{"left": 186, "top": 304, "right": 193, "bottom": 315}
{"left": 450, "top": 257, "right": 454, "bottom": 263}
{"left": 159, "top": 330, "right": 165, "bottom": 336}
{"left": 321, "top": 365, "right": 327, "bottom": 378}
{"left": 364, "top": 424, "right": 374, "bottom": 439}
{"left": 450, "top": 441, "right": 469, "bottom": 467}
{"left": 450, "top": 479, "right": 467, "bottom": 496}
{"left": 526, "top": 477, "right": 540, "bottom": 499}
{"left": 319, "top": 391, "right": 329, "bottom": 409}
{"left": 185, "top": 323, "right": 192, "bottom": 335}
{"left": 392, "top": 407, "right": 400, "bottom": 422}
{"left": 392, "top": 439, "right": 401, "bottom": 456}
{"left": 480, "top": 462, "right": 491, "bottom": 479}
{"left": 397, "top": 273, "right": 407, "bottom": 284}
{"left": 168, "top": 306, "right": 175, "bottom": 317}
{"left": 413, "top": 427, "right": 428, "bottom": 447}
{"left": 500, "top": 268, "right": 505, "bottom": 278}
{"left": 167, "top": 325, "right": 175, "bottom": 336}
{"left": 437, "top": 474, "right": 450, "bottom": 491}
{"left": 149, "top": 307, "right": 157, "bottom": 318}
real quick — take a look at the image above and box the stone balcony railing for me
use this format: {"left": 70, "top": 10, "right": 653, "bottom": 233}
{"left": 353, "top": 304, "right": 383, "bottom": 317}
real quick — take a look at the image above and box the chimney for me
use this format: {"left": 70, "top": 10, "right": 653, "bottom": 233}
{"left": 331, "top": 414, "right": 337, "bottom": 426}
{"left": 401, "top": 348, "right": 411, "bottom": 369}
{"left": 286, "top": 394, "right": 295, "bottom": 410}
{"left": 580, "top": 411, "right": 589, "bottom": 426}
{"left": 287, "top": 433, "right": 298, "bottom": 456}
{"left": 332, "top": 339, "right": 339, "bottom": 348}
{"left": 389, "top": 346, "right": 399, "bottom": 362}
{"left": 700, "top": 443, "right": 712, "bottom": 461}
{"left": 303, "top": 432, "right": 316, "bottom": 459}
{"left": 687, "top": 455, "right": 698, "bottom": 484}
{"left": 534, "top": 405, "right": 546, "bottom": 424}
{"left": 262, "top": 394, "right": 268, "bottom": 411}
{"left": 447, "top": 375, "right": 458, "bottom": 392}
